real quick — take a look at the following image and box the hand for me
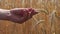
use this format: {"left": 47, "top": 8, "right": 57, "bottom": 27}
{"left": 8, "top": 8, "right": 38, "bottom": 23}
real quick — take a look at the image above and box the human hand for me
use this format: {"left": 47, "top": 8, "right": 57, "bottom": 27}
{"left": 8, "top": 8, "right": 38, "bottom": 23}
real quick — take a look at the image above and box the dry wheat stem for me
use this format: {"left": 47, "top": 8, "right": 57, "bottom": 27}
{"left": 49, "top": 10, "right": 56, "bottom": 34}
{"left": 32, "top": 16, "right": 45, "bottom": 30}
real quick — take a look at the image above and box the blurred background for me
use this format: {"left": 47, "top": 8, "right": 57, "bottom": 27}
{"left": 0, "top": 0, "right": 60, "bottom": 34}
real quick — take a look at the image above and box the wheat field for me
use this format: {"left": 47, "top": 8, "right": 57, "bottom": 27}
{"left": 0, "top": 0, "right": 60, "bottom": 34}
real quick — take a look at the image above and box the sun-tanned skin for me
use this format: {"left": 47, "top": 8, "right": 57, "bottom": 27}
{"left": 0, "top": 8, "right": 38, "bottom": 23}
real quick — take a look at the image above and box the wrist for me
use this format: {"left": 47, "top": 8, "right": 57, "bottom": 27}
{"left": 0, "top": 9, "right": 11, "bottom": 20}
